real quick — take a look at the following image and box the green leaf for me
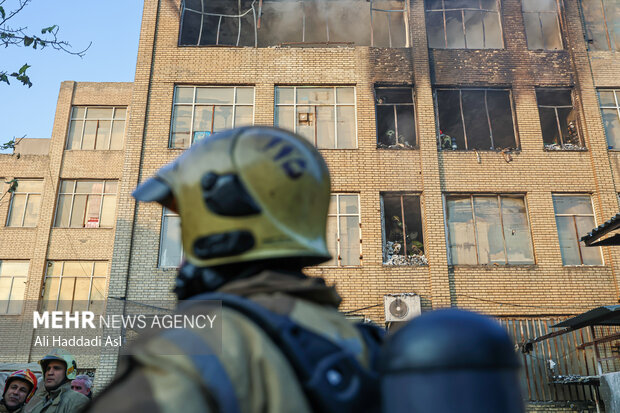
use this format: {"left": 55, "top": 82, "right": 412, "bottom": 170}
{"left": 0, "top": 74, "right": 8, "bottom": 85}
{"left": 0, "top": 6, "right": 5, "bottom": 20}
{"left": 23, "top": 36, "right": 33, "bottom": 47}
{"left": 18, "top": 64, "right": 30, "bottom": 75}
{"left": 41, "top": 25, "right": 57, "bottom": 34}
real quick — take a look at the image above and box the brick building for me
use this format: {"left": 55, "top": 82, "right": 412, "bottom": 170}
{"left": 1, "top": 0, "right": 619, "bottom": 410}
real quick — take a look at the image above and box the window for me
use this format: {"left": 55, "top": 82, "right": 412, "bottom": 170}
{"left": 66, "top": 107, "right": 126, "bottom": 150}
{"left": 159, "top": 208, "right": 183, "bottom": 268}
{"left": 0, "top": 261, "right": 28, "bottom": 314}
{"left": 275, "top": 86, "right": 356, "bottom": 149}
{"left": 581, "top": 0, "right": 619, "bottom": 52}
{"left": 552, "top": 195, "right": 602, "bottom": 265}
{"left": 382, "top": 194, "right": 426, "bottom": 265}
{"left": 6, "top": 180, "right": 43, "bottom": 227}
{"left": 599, "top": 90, "right": 620, "bottom": 149}
{"left": 375, "top": 87, "right": 416, "bottom": 149}
{"left": 54, "top": 180, "right": 117, "bottom": 228}
{"left": 435, "top": 88, "right": 517, "bottom": 150}
{"left": 42, "top": 261, "right": 107, "bottom": 313}
{"left": 536, "top": 89, "right": 583, "bottom": 150}
{"left": 522, "top": 0, "right": 562, "bottom": 50}
{"left": 324, "top": 194, "right": 361, "bottom": 266}
{"left": 445, "top": 195, "right": 534, "bottom": 265}
{"left": 425, "top": 0, "right": 503, "bottom": 49}
{"left": 179, "top": 0, "right": 408, "bottom": 48}
{"left": 170, "top": 86, "right": 254, "bottom": 148}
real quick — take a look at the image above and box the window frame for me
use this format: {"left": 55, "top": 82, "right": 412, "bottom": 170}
{"left": 374, "top": 86, "right": 417, "bottom": 149}
{"left": 53, "top": 180, "right": 118, "bottom": 229}
{"left": 581, "top": 0, "right": 618, "bottom": 52}
{"left": 536, "top": 88, "right": 584, "bottom": 150}
{"left": 0, "top": 260, "right": 29, "bottom": 315}
{"left": 521, "top": 0, "right": 563, "bottom": 50}
{"left": 380, "top": 193, "right": 426, "bottom": 265}
{"left": 434, "top": 87, "right": 519, "bottom": 151}
{"left": 274, "top": 86, "right": 358, "bottom": 149}
{"left": 42, "top": 261, "right": 107, "bottom": 312}
{"left": 324, "top": 193, "right": 362, "bottom": 267}
{"left": 599, "top": 89, "right": 620, "bottom": 150}
{"left": 159, "top": 207, "right": 184, "bottom": 268}
{"left": 444, "top": 193, "right": 535, "bottom": 265}
{"left": 552, "top": 194, "right": 603, "bottom": 266}
{"left": 169, "top": 85, "right": 255, "bottom": 149}
{"left": 6, "top": 179, "right": 43, "bottom": 227}
{"left": 66, "top": 106, "right": 127, "bottom": 151}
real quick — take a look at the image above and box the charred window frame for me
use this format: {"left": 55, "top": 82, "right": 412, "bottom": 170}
{"left": 53, "top": 180, "right": 118, "bottom": 228}
{"left": 536, "top": 88, "right": 584, "bottom": 150}
{"left": 6, "top": 179, "right": 43, "bottom": 227}
{"left": 552, "top": 195, "right": 603, "bottom": 266}
{"left": 159, "top": 208, "right": 183, "bottom": 268}
{"left": 170, "top": 86, "right": 255, "bottom": 149}
{"left": 425, "top": 0, "right": 504, "bottom": 49}
{"left": 66, "top": 107, "right": 127, "bottom": 151}
{"left": 435, "top": 88, "right": 518, "bottom": 151}
{"left": 381, "top": 193, "right": 426, "bottom": 265}
{"left": 445, "top": 194, "right": 534, "bottom": 265}
{"left": 323, "top": 194, "right": 361, "bottom": 267}
{"left": 0, "top": 260, "right": 29, "bottom": 315}
{"left": 375, "top": 87, "right": 417, "bottom": 149}
{"left": 274, "top": 86, "right": 357, "bottom": 149}
{"left": 42, "top": 261, "right": 107, "bottom": 313}
{"left": 599, "top": 89, "right": 620, "bottom": 150}
{"left": 581, "top": 0, "right": 619, "bottom": 52}
{"left": 521, "top": 0, "right": 562, "bottom": 50}
{"left": 179, "top": 0, "right": 409, "bottom": 47}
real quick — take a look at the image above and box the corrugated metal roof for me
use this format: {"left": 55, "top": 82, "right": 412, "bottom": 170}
{"left": 551, "top": 305, "right": 620, "bottom": 329}
{"left": 580, "top": 213, "right": 620, "bottom": 246}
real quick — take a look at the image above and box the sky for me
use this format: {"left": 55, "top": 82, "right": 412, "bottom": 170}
{"left": 1, "top": 0, "right": 145, "bottom": 145}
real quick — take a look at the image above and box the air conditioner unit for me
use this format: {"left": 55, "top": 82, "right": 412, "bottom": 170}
{"left": 384, "top": 294, "right": 421, "bottom": 322}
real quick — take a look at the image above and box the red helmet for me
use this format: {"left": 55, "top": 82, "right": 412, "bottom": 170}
{"left": 3, "top": 369, "right": 38, "bottom": 403}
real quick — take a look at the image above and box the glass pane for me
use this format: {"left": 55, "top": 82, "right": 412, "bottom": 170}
{"left": 86, "top": 108, "right": 114, "bottom": 119}
{"left": 67, "top": 120, "right": 84, "bottom": 150}
{"left": 193, "top": 106, "right": 214, "bottom": 134}
{"left": 72, "top": 107, "right": 86, "bottom": 119}
{"left": 524, "top": 13, "right": 544, "bottom": 49}
{"left": 72, "top": 278, "right": 91, "bottom": 311}
{"left": 8, "top": 278, "right": 25, "bottom": 314}
{"left": 582, "top": 0, "right": 609, "bottom": 50}
{"left": 47, "top": 262, "right": 63, "bottom": 277}
{"left": 64, "top": 262, "right": 92, "bottom": 277}
{"left": 340, "top": 216, "right": 360, "bottom": 266}
{"left": 501, "top": 197, "right": 534, "bottom": 264}
{"left": 445, "top": 11, "right": 465, "bottom": 48}
{"left": 23, "top": 194, "right": 41, "bottom": 227}
{"left": 553, "top": 195, "right": 593, "bottom": 215}
{"left": 82, "top": 120, "right": 97, "bottom": 150}
{"left": 339, "top": 195, "right": 359, "bottom": 214}
{"left": 556, "top": 216, "right": 581, "bottom": 265}
{"left": 171, "top": 105, "right": 193, "bottom": 148}
{"left": 95, "top": 120, "right": 112, "bottom": 150}
{"left": 602, "top": 108, "right": 620, "bottom": 149}
{"left": 275, "top": 87, "right": 294, "bottom": 105}
{"left": 70, "top": 194, "right": 87, "bottom": 227}
{"left": 377, "top": 106, "right": 397, "bottom": 146}
{"left": 296, "top": 106, "right": 315, "bottom": 144}
{"left": 76, "top": 181, "right": 100, "bottom": 194}
{"left": 487, "top": 90, "right": 516, "bottom": 149}
{"left": 54, "top": 195, "right": 72, "bottom": 227}
{"left": 174, "top": 87, "right": 195, "bottom": 103}
{"left": 540, "top": 107, "right": 560, "bottom": 145}
{"left": 234, "top": 106, "right": 254, "bottom": 127}
{"left": 482, "top": 11, "right": 502, "bottom": 48}
{"left": 297, "top": 88, "right": 334, "bottom": 105}
{"left": 523, "top": 0, "right": 557, "bottom": 12}
{"left": 235, "top": 87, "right": 254, "bottom": 105}
{"left": 213, "top": 106, "right": 234, "bottom": 132}
{"left": 42, "top": 278, "right": 60, "bottom": 311}
{"left": 396, "top": 105, "right": 416, "bottom": 147}
{"left": 0, "top": 261, "right": 29, "bottom": 277}
{"left": 537, "top": 89, "right": 572, "bottom": 106}
{"left": 426, "top": 11, "right": 446, "bottom": 48}
{"left": 160, "top": 215, "right": 183, "bottom": 267}
{"left": 462, "top": 90, "right": 491, "bottom": 149}
{"left": 464, "top": 11, "right": 484, "bottom": 49}
{"left": 93, "top": 262, "right": 108, "bottom": 277}
{"left": 58, "top": 278, "right": 75, "bottom": 312}
{"left": 114, "top": 108, "right": 127, "bottom": 120}
{"left": 15, "top": 180, "right": 42, "bottom": 193}
{"left": 0, "top": 278, "right": 10, "bottom": 313}
{"left": 576, "top": 216, "right": 602, "bottom": 265}
{"left": 446, "top": 197, "right": 477, "bottom": 264}
{"left": 84, "top": 195, "right": 102, "bottom": 228}
{"left": 328, "top": 195, "right": 337, "bottom": 216}
{"left": 275, "top": 106, "right": 295, "bottom": 132}
{"left": 90, "top": 278, "right": 106, "bottom": 313}
{"left": 105, "top": 181, "right": 118, "bottom": 194}
{"left": 325, "top": 216, "right": 338, "bottom": 266}
{"left": 7, "top": 194, "right": 26, "bottom": 226}
{"left": 599, "top": 90, "right": 617, "bottom": 106}
{"left": 60, "top": 180, "right": 74, "bottom": 193}
{"left": 473, "top": 196, "right": 505, "bottom": 264}
{"left": 110, "top": 121, "right": 125, "bottom": 150}
{"left": 540, "top": 13, "right": 562, "bottom": 50}
{"left": 196, "top": 88, "right": 234, "bottom": 104}
{"left": 426, "top": 0, "right": 443, "bottom": 9}
{"left": 605, "top": 0, "right": 619, "bottom": 51}
{"left": 388, "top": 9, "right": 407, "bottom": 47}
{"left": 336, "top": 87, "right": 355, "bottom": 104}
{"left": 437, "top": 90, "right": 466, "bottom": 149}
{"left": 336, "top": 106, "right": 356, "bottom": 149}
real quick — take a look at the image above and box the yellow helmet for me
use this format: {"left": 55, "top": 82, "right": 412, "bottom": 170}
{"left": 39, "top": 348, "right": 78, "bottom": 380}
{"left": 133, "top": 127, "right": 331, "bottom": 290}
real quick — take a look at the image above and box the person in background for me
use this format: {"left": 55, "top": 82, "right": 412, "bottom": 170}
{"left": 70, "top": 376, "right": 92, "bottom": 400}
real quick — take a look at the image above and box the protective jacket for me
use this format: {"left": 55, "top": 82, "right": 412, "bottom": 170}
{"left": 24, "top": 382, "right": 89, "bottom": 413}
{"left": 0, "top": 400, "right": 23, "bottom": 413}
{"left": 86, "top": 271, "right": 374, "bottom": 413}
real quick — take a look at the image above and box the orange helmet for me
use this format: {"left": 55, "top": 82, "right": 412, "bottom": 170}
{"left": 3, "top": 369, "right": 38, "bottom": 403}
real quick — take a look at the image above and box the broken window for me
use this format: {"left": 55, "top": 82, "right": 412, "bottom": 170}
{"left": 179, "top": 0, "right": 408, "bottom": 47}
{"left": 552, "top": 195, "right": 602, "bottom": 265}
{"left": 435, "top": 88, "right": 517, "bottom": 150}
{"left": 381, "top": 194, "right": 426, "bottom": 265}
{"left": 522, "top": 0, "right": 562, "bottom": 50}
{"left": 536, "top": 89, "right": 584, "bottom": 150}
{"left": 445, "top": 194, "right": 534, "bottom": 265}
{"left": 375, "top": 87, "right": 416, "bottom": 149}
{"left": 581, "top": 0, "right": 619, "bottom": 52}
{"left": 599, "top": 89, "right": 620, "bottom": 149}
{"left": 275, "top": 86, "right": 356, "bottom": 148}
{"left": 425, "top": 0, "right": 503, "bottom": 49}
{"left": 324, "top": 194, "right": 361, "bottom": 266}
{"left": 170, "top": 86, "right": 254, "bottom": 148}
{"left": 66, "top": 107, "right": 126, "bottom": 150}
{"left": 159, "top": 208, "right": 183, "bottom": 268}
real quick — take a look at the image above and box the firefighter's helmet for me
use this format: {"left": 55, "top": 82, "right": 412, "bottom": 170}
{"left": 39, "top": 348, "right": 78, "bottom": 380}
{"left": 2, "top": 369, "right": 38, "bottom": 403}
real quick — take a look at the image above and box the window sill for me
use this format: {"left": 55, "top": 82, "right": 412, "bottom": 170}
{"left": 449, "top": 264, "right": 537, "bottom": 269}
{"left": 383, "top": 264, "right": 428, "bottom": 268}
{"left": 544, "top": 145, "right": 587, "bottom": 152}
{"left": 377, "top": 145, "right": 418, "bottom": 150}
{"left": 430, "top": 47, "right": 505, "bottom": 51}
{"left": 317, "top": 265, "right": 362, "bottom": 268}
{"left": 439, "top": 148, "right": 521, "bottom": 153}
{"left": 562, "top": 264, "right": 606, "bottom": 268}
{"left": 3, "top": 226, "right": 37, "bottom": 229}
{"left": 64, "top": 149, "right": 124, "bottom": 152}
{"left": 52, "top": 227, "right": 115, "bottom": 230}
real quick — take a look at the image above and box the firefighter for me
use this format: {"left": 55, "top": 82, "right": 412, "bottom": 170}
{"left": 25, "top": 349, "right": 89, "bottom": 413}
{"left": 0, "top": 370, "right": 37, "bottom": 413}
